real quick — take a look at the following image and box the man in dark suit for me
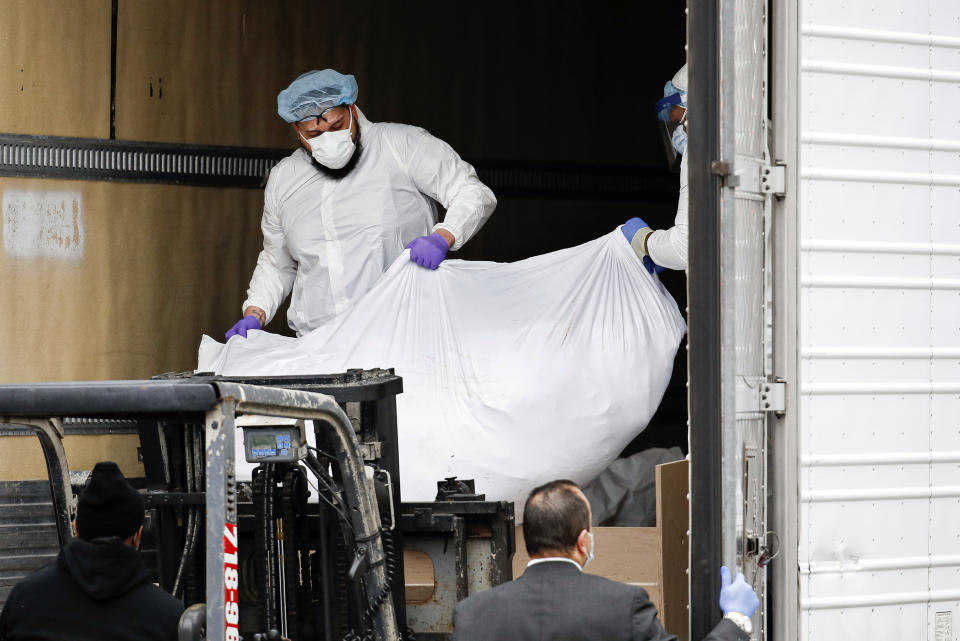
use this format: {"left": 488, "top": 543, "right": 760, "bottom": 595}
{"left": 452, "top": 480, "right": 758, "bottom": 641}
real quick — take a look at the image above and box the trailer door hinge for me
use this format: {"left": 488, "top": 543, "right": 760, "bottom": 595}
{"left": 762, "top": 380, "right": 786, "bottom": 412}
{"left": 736, "top": 377, "right": 786, "bottom": 414}
{"left": 761, "top": 163, "right": 785, "bottom": 196}
{"left": 730, "top": 159, "right": 786, "bottom": 196}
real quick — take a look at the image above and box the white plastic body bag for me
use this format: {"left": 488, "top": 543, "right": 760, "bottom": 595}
{"left": 198, "top": 228, "right": 686, "bottom": 511}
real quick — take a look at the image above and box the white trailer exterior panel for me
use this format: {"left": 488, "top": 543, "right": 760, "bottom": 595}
{"left": 797, "top": 0, "right": 960, "bottom": 638}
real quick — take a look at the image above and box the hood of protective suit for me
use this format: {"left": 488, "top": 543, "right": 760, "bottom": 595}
{"left": 57, "top": 537, "right": 153, "bottom": 601}
{"left": 672, "top": 64, "right": 688, "bottom": 92}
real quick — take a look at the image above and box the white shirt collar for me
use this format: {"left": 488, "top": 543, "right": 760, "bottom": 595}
{"left": 526, "top": 557, "right": 582, "bottom": 571}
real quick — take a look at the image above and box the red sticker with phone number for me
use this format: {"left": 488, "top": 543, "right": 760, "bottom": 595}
{"left": 224, "top": 522, "right": 240, "bottom": 641}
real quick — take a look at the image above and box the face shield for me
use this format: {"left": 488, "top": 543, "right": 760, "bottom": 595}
{"left": 656, "top": 84, "right": 687, "bottom": 172}
{"left": 657, "top": 111, "right": 687, "bottom": 172}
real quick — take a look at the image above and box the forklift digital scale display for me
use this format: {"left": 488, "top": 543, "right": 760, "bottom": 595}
{"left": 241, "top": 423, "right": 306, "bottom": 463}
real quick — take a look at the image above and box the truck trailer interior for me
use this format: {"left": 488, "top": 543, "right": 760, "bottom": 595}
{"left": 0, "top": 2, "right": 751, "bottom": 641}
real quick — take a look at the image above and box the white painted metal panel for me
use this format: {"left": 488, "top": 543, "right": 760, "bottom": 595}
{"left": 722, "top": 0, "right": 774, "bottom": 633}
{"left": 799, "top": 0, "right": 960, "bottom": 637}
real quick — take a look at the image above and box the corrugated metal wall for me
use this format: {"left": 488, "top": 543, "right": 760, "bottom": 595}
{"left": 798, "top": 0, "right": 960, "bottom": 638}
{"left": 0, "top": 481, "right": 60, "bottom": 605}
{"left": 0, "top": 0, "right": 345, "bottom": 388}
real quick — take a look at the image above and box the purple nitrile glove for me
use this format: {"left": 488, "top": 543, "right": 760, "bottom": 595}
{"left": 406, "top": 233, "right": 450, "bottom": 270}
{"left": 621, "top": 217, "right": 651, "bottom": 243}
{"left": 643, "top": 255, "right": 666, "bottom": 275}
{"left": 719, "top": 566, "right": 760, "bottom": 618}
{"left": 225, "top": 315, "right": 261, "bottom": 341}
{"left": 622, "top": 217, "right": 665, "bottom": 275}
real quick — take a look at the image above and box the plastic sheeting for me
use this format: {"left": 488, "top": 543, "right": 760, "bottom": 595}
{"left": 198, "top": 228, "right": 686, "bottom": 510}
{"left": 582, "top": 447, "right": 685, "bottom": 527}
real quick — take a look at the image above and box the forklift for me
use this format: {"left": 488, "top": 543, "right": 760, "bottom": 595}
{"left": 0, "top": 369, "right": 515, "bottom": 641}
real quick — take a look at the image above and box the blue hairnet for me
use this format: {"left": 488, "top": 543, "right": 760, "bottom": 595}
{"left": 277, "top": 70, "right": 359, "bottom": 123}
{"left": 656, "top": 80, "right": 687, "bottom": 122}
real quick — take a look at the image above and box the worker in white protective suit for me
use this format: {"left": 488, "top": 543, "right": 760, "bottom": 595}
{"left": 225, "top": 69, "right": 497, "bottom": 339}
{"left": 622, "top": 64, "right": 688, "bottom": 272}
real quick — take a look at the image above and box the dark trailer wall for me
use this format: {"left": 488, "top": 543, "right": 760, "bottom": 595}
{"left": 1, "top": 0, "right": 690, "bottom": 482}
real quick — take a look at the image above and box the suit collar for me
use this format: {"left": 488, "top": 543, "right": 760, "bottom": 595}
{"left": 521, "top": 558, "right": 584, "bottom": 578}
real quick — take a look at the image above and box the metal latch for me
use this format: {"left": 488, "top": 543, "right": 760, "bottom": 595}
{"left": 744, "top": 530, "right": 781, "bottom": 589}
{"left": 736, "top": 377, "right": 786, "bottom": 413}
{"left": 711, "top": 160, "right": 740, "bottom": 188}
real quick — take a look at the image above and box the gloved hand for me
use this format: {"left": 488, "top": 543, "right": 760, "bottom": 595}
{"left": 406, "top": 233, "right": 450, "bottom": 270}
{"left": 719, "top": 566, "right": 760, "bottom": 617}
{"left": 225, "top": 315, "right": 261, "bottom": 341}
{"left": 622, "top": 218, "right": 664, "bottom": 275}
{"left": 621, "top": 217, "right": 651, "bottom": 244}
{"left": 643, "top": 256, "right": 666, "bottom": 275}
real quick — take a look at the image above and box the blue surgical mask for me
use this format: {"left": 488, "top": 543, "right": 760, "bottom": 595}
{"left": 671, "top": 124, "right": 687, "bottom": 156}
{"left": 584, "top": 531, "right": 596, "bottom": 568}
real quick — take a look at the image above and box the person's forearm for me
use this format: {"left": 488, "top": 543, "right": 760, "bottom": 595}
{"left": 243, "top": 306, "right": 267, "bottom": 327}
{"left": 434, "top": 180, "right": 496, "bottom": 251}
{"left": 645, "top": 224, "right": 688, "bottom": 270}
{"left": 242, "top": 250, "right": 297, "bottom": 327}
{"left": 434, "top": 228, "right": 455, "bottom": 248}
{"left": 405, "top": 128, "right": 496, "bottom": 251}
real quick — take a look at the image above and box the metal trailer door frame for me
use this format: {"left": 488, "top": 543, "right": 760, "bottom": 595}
{"left": 204, "top": 383, "right": 399, "bottom": 641}
{"left": 690, "top": 0, "right": 777, "bottom": 637}
{"left": 688, "top": 0, "right": 726, "bottom": 636}
{"left": 768, "top": 0, "right": 801, "bottom": 638}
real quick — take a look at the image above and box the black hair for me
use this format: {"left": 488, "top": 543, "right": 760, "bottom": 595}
{"left": 522, "top": 480, "right": 590, "bottom": 556}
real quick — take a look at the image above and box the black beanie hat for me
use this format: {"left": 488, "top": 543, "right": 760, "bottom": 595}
{"left": 75, "top": 461, "right": 144, "bottom": 541}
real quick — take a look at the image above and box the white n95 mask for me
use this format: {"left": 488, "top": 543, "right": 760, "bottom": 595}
{"left": 301, "top": 107, "right": 356, "bottom": 169}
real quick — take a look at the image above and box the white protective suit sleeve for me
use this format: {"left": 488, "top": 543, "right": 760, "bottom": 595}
{"left": 646, "top": 150, "right": 689, "bottom": 270}
{"left": 393, "top": 127, "right": 497, "bottom": 251}
{"left": 240, "top": 176, "right": 298, "bottom": 324}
